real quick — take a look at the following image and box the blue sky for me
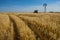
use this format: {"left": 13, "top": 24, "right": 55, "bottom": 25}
{"left": 0, "top": 0, "right": 60, "bottom": 12}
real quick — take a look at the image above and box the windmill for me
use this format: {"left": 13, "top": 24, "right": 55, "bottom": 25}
{"left": 43, "top": 3, "right": 47, "bottom": 13}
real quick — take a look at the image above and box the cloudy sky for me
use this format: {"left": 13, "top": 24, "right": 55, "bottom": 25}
{"left": 0, "top": 0, "right": 60, "bottom": 12}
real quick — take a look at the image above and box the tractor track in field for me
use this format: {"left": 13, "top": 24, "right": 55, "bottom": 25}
{"left": 8, "top": 15, "right": 36, "bottom": 40}
{"left": 9, "top": 15, "right": 20, "bottom": 40}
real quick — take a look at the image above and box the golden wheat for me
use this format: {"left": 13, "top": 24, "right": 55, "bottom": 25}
{"left": 0, "top": 13, "right": 60, "bottom": 40}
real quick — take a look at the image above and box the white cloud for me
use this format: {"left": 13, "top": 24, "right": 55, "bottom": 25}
{"left": 0, "top": 6, "right": 43, "bottom": 12}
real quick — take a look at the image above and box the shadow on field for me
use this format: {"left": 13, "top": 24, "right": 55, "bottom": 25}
{"left": 9, "top": 16, "right": 20, "bottom": 40}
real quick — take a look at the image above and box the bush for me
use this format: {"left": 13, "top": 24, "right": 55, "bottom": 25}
{"left": 49, "top": 11, "right": 54, "bottom": 13}
{"left": 34, "top": 10, "right": 38, "bottom": 13}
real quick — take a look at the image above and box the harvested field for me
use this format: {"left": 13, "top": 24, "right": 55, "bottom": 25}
{"left": 0, "top": 13, "right": 60, "bottom": 40}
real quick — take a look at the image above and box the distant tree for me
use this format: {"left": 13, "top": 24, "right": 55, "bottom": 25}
{"left": 34, "top": 10, "right": 38, "bottom": 13}
{"left": 49, "top": 11, "right": 54, "bottom": 13}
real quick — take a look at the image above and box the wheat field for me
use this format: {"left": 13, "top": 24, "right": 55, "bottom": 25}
{"left": 0, "top": 12, "right": 60, "bottom": 40}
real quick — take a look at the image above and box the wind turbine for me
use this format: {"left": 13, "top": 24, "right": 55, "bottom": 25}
{"left": 43, "top": 3, "right": 47, "bottom": 13}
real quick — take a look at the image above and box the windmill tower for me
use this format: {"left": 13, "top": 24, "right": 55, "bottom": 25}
{"left": 43, "top": 3, "right": 47, "bottom": 13}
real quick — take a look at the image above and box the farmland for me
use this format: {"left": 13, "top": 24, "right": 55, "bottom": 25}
{"left": 0, "top": 12, "right": 60, "bottom": 40}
